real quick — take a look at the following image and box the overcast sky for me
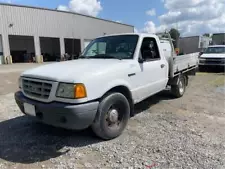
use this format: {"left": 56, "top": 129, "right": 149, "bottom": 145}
{"left": 1, "top": 0, "right": 225, "bottom": 36}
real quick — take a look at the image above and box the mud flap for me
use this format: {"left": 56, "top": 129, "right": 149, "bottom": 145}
{"left": 167, "top": 75, "right": 180, "bottom": 86}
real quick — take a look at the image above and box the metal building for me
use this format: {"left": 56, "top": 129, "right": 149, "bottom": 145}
{"left": 0, "top": 3, "right": 134, "bottom": 64}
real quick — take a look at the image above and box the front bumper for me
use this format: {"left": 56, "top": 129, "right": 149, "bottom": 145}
{"left": 15, "top": 91, "right": 99, "bottom": 130}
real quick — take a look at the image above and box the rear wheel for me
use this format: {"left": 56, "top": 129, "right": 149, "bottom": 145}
{"left": 171, "top": 75, "right": 186, "bottom": 98}
{"left": 91, "top": 93, "right": 130, "bottom": 140}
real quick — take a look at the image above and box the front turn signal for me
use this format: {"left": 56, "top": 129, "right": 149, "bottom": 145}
{"left": 74, "top": 84, "right": 87, "bottom": 99}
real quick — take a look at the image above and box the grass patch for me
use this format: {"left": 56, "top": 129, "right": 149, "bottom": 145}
{"left": 196, "top": 72, "right": 209, "bottom": 75}
{"left": 209, "top": 76, "right": 225, "bottom": 86}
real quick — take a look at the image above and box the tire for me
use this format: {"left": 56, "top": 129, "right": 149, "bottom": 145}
{"left": 91, "top": 93, "right": 130, "bottom": 140}
{"left": 171, "top": 75, "right": 186, "bottom": 98}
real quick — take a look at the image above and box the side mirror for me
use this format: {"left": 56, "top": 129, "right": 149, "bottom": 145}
{"left": 138, "top": 57, "right": 145, "bottom": 63}
{"left": 198, "top": 52, "right": 203, "bottom": 58}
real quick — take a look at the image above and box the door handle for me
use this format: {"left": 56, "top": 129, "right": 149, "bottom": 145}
{"left": 128, "top": 73, "right": 136, "bottom": 77}
{"left": 161, "top": 64, "right": 165, "bottom": 68}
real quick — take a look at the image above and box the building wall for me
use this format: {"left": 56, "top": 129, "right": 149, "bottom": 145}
{"left": 0, "top": 3, "right": 134, "bottom": 60}
{"left": 0, "top": 4, "right": 133, "bottom": 40}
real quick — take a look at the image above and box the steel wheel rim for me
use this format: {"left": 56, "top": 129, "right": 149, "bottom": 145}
{"left": 105, "top": 104, "right": 123, "bottom": 129}
{"left": 179, "top": 79, "right": 184, "bottom": 94}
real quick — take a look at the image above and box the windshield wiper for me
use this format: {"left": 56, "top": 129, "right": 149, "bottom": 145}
{"left": 92, "top": 54, "right": 122, "bottom": 60}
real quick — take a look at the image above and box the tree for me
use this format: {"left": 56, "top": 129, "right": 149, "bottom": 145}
{"left": 169, "top": 28, "right": 180, "bottom": 48}
{"left": 203, "top": 33, "right": 210, "bottom": 37}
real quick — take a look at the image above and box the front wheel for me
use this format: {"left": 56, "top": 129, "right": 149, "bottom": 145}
{"left": 171, "top": 75, "right": 186, "bottom": 98}
{"left": 91, "top": 93, "right": 130, "bottom": 140}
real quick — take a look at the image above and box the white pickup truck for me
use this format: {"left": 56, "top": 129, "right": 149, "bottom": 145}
{"left": 199, "top": 45, "right": 225, "bottom": 71}
{"left": 15, "top": 33, "right": 198, "bottom": 140}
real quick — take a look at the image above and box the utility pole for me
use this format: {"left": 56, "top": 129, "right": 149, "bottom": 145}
{"left": 176, "top": 18, "right": 179, "bottom": 49}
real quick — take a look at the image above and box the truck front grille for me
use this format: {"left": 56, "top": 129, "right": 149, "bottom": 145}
{"left": 204, "top": 58, "right": 223, "bottom": 64}
{"left": 22, "top": 79, "right": 52, "bottom": 100}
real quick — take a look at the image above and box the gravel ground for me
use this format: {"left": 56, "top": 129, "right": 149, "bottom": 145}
{"left": 0, "top": 64, "right": 225, "bottom": 169}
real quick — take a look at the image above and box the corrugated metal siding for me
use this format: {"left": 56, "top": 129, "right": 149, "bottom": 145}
{"left": 0, "top": 4, "right": 133, "bottom": 39}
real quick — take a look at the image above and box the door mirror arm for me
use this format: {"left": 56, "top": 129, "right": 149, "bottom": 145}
{"left": 138, "top": 57, "right": 145, "bottom": 63}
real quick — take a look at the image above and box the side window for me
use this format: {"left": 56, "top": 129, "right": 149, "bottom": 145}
{"left": 140, "top": 38, "right": 160, "bottom": 61}
{"left": 97, "top": 42, "right": 106, "bottom": 54}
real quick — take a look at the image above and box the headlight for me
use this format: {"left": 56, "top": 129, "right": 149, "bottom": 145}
{"left": 18, "top": 77, "right": 22, "bottom": 89}
{"left": 56, "top": 83, "right": 87, "bottom": 99}
{"left": 199, "top": 58, "right": 206, "bottom": 63}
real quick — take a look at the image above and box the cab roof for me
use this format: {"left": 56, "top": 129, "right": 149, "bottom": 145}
{"left": 96, "top": 33, "right": 158, "bottom": 39}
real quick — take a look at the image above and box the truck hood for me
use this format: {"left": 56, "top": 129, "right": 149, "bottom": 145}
{"left": 22, "top": 59, "right": 125, "bottom": 82}
{"left": 201, "top": 53, "right": 225, "bottom": 59}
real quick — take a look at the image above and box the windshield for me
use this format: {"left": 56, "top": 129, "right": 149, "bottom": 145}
{"left": 81, "top": 35, "right": 139, "bottom": 59}
{"left": 204, "top": 47, "right": 225, "bottom": 54}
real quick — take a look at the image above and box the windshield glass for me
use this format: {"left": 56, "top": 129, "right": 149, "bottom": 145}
{"left": 205, "top": 47, "right": 225, "bottom": 54}
{"left": 81, "top": 35, "right": 139, "bottom": 59}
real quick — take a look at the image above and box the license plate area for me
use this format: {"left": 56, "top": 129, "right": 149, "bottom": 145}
{"left": 24, "top": 103, "right": 36, "bottom": 116}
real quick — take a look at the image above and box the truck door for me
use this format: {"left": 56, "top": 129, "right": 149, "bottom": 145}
{"left": 137, "top": 37, "right": 168, "bottom": 101}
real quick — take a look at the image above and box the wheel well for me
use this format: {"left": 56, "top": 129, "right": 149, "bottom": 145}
{"left": 168, "top": 73, "right": 188, "bottom": 86}
{"left": 103, "top": 86, "right": 134, "bottom": 115}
